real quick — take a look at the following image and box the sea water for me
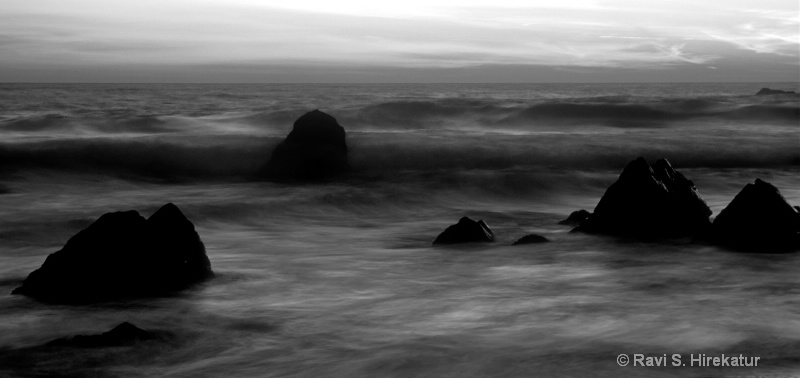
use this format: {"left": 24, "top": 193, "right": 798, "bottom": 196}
{"left": 0, "top": 83, "right": 798, "bottom": 377}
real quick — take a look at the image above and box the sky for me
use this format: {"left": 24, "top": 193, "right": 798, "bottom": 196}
{"left": 0, "top": 0, "right": 798, "bottom": 83}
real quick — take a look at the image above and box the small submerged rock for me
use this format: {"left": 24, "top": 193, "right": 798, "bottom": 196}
{"left": 261, "top": 109, "right": 349, "bottom": 180}
{"left": 575, "top": 157, "right": 711, "bottom": 238}
{"left": 433, "top": 217, "right": 494, "bottom": 245}
{"left": 558, "top": 209, "right": 590, "bottom": 226}
{"left": 12, "top": 203, "right": 213, "bottom": 303}
{"left": 0, "top": 322, "right": 174, "bottom": 375}
{"left": 512, "top": 234, "right": 549, "bottom": 246}
{"left": 47, "top": 322, "right": 157, "bottom": 348}
{"left": 712, "top": 179, "right": 800, "bottom": 252}
{"left": 755, "top": 88, "right": 797, "bottom": 96}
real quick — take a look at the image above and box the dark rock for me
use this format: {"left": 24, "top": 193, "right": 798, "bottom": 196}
{"left": 755, "top": 88, "right": 797, "bottom": 96}
{"left": 512, "top": 234, "right": 549, "bottom": 245}
{"left": 433, "top": 217, "right": 494, "bottom": 245}
{"left": 262, "top": 109, "right": 348, "bottom": 180}
{"left": 46, "top": 322, "right": 156, "bottom": 348}
{"left": 712, "top": 179, "right": 800, "bottom": 251}
{"left": 0, "top": 323, "right": 175, "bottom": 376}
{"left": 574, "top": 157, "right": 711, "bottom": 238}
{"left": 12, "top": 203, "right": 213, "bottom": 303}
{"left": 558, "top": 209, "right": 591, "bottom": 226}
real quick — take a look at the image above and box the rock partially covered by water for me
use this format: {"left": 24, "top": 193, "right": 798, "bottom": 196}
{"left": 12, "top": 203, "right": 213, "bottom": 303}
{"left": 558, "top": 209, "right": 591, "bottom": 226}
{"left": 262, "top": 109, "right": 348, "bottom": 180}
{"left": 433, "top": 217, "right": 494, "bottom": 245}
{"left": 512, "top": 234, "right": 549, "bottom": 245}
{"left": 575, "top": 157, "right": 711, "bottom": 237}
{"left": 46, "top": 322, "right": 157, "bottom": 348}
{"left": 755, "top": 88, "right": 797, "bottom": 96}
{"left": 712, "top": 179, "right": 800, "bottom": 252}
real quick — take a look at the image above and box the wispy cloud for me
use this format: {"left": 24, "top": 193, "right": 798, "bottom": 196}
{"left": 702, "top": 9, "right": 799, "bottom": 56}
{"left": 0, "top": 0, "right": 796, "bottom": 82}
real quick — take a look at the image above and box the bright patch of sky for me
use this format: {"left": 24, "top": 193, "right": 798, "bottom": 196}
{"left": 0, "top": 0, "right": 796, "bottom": 82}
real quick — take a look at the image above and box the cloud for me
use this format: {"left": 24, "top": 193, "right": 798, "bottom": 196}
{"left": 0, "top": 0, "right": 796, "bottom": 82}
{"left": 703, "top": 12, "right": 799, "bottom": 56}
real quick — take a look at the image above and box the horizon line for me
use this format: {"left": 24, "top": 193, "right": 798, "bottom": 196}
{"left": 1, "top": 81, "right": 798, "bottom": 85}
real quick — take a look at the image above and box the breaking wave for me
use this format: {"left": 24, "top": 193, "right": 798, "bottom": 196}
{"left": 0, "top": 84, "right": 797, "bottom": 181}
{"left": 0, "top": 130, "right": 796, "bottom": 181}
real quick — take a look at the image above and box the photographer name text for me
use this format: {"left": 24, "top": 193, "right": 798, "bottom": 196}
{"left": 617, "top": 353, "right": 760, "bottom": 367}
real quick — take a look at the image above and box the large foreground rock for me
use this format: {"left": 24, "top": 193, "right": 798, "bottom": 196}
{"left": 575, "top": 157, "right": 711, "bottom": 237}
{"left": 433, "top": 217, "right": 494, "bottom": 245}
{"left": 262, "top": 109, "right": 348, "bottom": 180}
{"left": 12, "top": 203, "right": 213, "bottom": 303}
{"left": 712, "top": 179, "right": 800, "bottom": 251}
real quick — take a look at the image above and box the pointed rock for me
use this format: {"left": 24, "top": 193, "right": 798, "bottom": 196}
{"left": 433, "top": 217, "right": 494, "bottom": 245}
{"left": 712, "top": 179, "right": 800, "bottom": 251}
{"left": 575, "top": 157, "right": 711, "bottom": 237}
{"left": 262, "top": 109, "right": 348, "bottom": 180}
{"left": 558, "top": 209, "right": 591, "bottom": 226}
{"left": 147, "top": 203, "right": 212, "bottom": 282}
{"left": 512, "top": 234, "right": 549, "bottom": 245}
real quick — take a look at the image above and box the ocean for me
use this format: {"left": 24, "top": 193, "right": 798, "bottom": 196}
{"left": 0, "top": 82, "right": 798, "bottom": 377}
